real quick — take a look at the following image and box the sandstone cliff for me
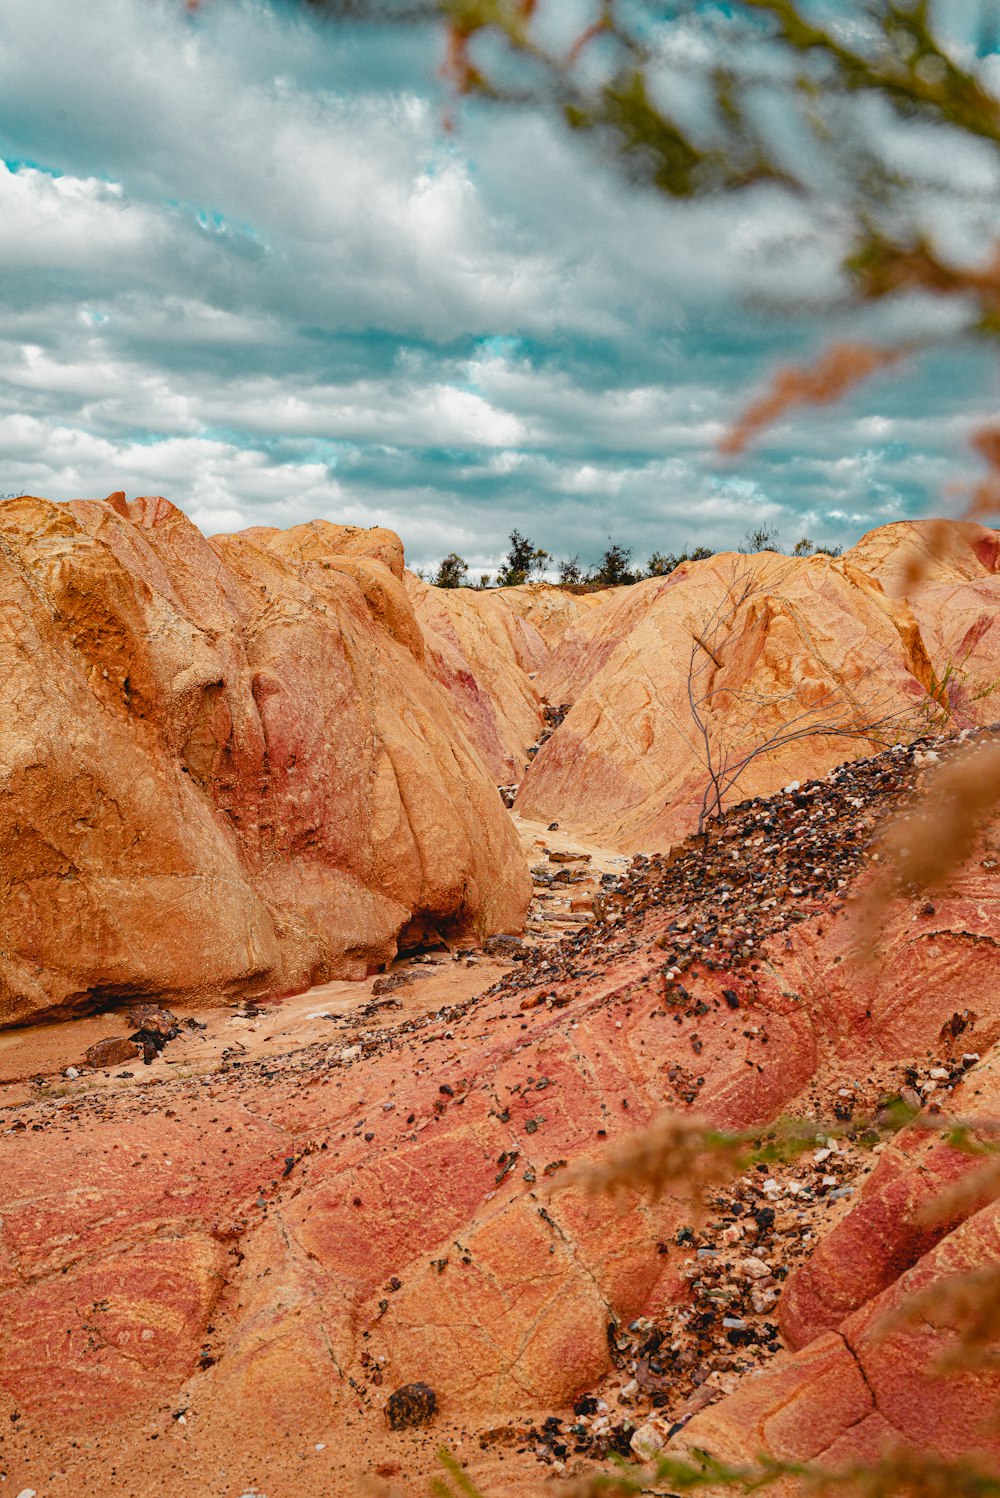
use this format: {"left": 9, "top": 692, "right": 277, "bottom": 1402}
{"left": 0, "top": 495, "right": 530, "bottom": 1026}
{"left": 847, "top": 518, "right": 1000, "bottom": 728}
{"left": 405, "top": 574, "right": 549, "bottom": 782}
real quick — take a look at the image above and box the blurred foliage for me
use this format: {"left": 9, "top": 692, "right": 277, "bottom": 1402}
{"left": 433, "top": 0, "right": 1000, "bottom": 314}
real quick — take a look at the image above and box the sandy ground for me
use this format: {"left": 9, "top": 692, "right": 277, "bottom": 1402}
{"left": 0, "top": 956, "right": 513, "bottom": 1106}
{"left": 513, "top": 815, "right": 630, "bottom": 877}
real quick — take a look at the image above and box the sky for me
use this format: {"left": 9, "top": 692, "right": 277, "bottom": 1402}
{"left": 1, "top": 0, "right": 1000, "bottom": 577}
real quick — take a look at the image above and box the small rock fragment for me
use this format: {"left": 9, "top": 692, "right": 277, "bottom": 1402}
{"left": 385, "top": 1381, "right": 437, "bottom": 1430}
{"left": 124, "top": 1003, "right": 178, "bottom": 1034}
{"left": 738, "top": 1256, "right": 772, "bottom": 1280}
{"left": 629, "top": 1423, "right": 664, "bottom": 1461}
{"left": 83, "top": 1037, "right": 142, "bottom": 1069}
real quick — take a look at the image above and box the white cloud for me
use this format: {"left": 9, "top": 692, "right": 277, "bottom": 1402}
{"left": 0, "top": 0, "right": 997, "bottom": 570}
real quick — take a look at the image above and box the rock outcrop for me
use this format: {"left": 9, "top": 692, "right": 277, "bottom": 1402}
{"left": 847, "top": 518, "right": 1000, "bottom": 727}
{"left": 0, "top": 495, "right": 530, "bottom": 1026}
{"left": 406, "top": 575, "right": 549, "bottom": 782}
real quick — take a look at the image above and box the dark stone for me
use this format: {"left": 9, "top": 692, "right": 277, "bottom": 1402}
{"left": 385, "top": 1381, "right": 437, "bottom": 1430}
{"left": 124, "top": 1003, "right": 178, "bottom": 1035}
{"left": 482, "top": 934, "right": 525, "bottom": 957}
{"left": 83, "top": 1036, "right": 142, "bottom": 1069}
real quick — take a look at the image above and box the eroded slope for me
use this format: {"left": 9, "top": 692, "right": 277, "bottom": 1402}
{"left": 2, "top": 731, "right": 998, "bottom": 1495}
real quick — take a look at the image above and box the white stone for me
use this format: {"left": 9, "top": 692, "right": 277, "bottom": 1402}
{"left": 339, "top": 1046, "right": 362, "bottom": 1064}
{"left": 739, "top": 1256, "right": 772, "bottom": 1280}
{"left": 64, "top": 1067, "right": 79, "bottom": 1079}
{"left": 630, "top": 1423, "right": 664, "bottom": 1461}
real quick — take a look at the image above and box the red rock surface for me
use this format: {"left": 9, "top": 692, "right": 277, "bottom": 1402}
{"left": 0, "top": 495, "right": 530, "bottom": 1025}
{"left": 673, "top": 1200, "right": 1000, "bottom": 1480}
{"left": 1, "top": 736, "right": 998, "bottom": 1494}
{"left": 779, "top": 1057, "right": 1000, "bottom": 1352}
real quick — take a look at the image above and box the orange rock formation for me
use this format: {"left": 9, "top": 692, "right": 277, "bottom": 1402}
{"left": 0, "top": 494, "right": 530, "bottom": 1026}
{"left": 420, "top": 521, "right": 1000, "bottom": 850}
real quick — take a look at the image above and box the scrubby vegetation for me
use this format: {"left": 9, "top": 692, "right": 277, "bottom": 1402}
{"left": 430, "top": 527, "right": 842, "bottom": 589}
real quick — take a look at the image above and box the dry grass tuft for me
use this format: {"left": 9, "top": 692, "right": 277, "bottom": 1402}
{"left": 912, "top": 1150, "right": 1000, "bottom": 1229}
{"left": 556, "top": 1447, "right": 1000, "bottom": 1496}
{"left": 720, "top": 342, "right": 903, "bottom": 456}
{"left": 551, "top": 1112, "right": 750, "bottom": 1206}
{"left": 879, "top": 1266, "right": 1000, "bottom": 1375}
{"left": 860, "top": 739, "right": 1000, "bottom": 937}
{"left": 552, "top": 1113, "right": 830, "bottom": 1206}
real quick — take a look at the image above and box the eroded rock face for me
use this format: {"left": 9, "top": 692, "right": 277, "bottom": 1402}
{"left": 515, "top": 549, "right": 938, "bottom": 849}
{"left": 0, "top": 495, "right": 530, "bottom": 1025}
{"left": 405, "top": 575, "right": 550, "bottom": 782}
{"left": 413, "top": 523, "right": 1000, "bottom": 855}
{"left": 847, "top": 519, "right": 1000, "bottom": 728}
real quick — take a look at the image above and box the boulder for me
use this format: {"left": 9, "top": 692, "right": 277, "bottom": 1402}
{"left": 82, "top": 1037, "right": 142, "bottom": 1069}
{"left": 0, "top": 496, "right": 530, "bottom": 1025}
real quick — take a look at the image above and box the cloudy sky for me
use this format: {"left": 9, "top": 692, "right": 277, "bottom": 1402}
{"left": 1, "top": 0, "right": 999, "bottom": 575}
